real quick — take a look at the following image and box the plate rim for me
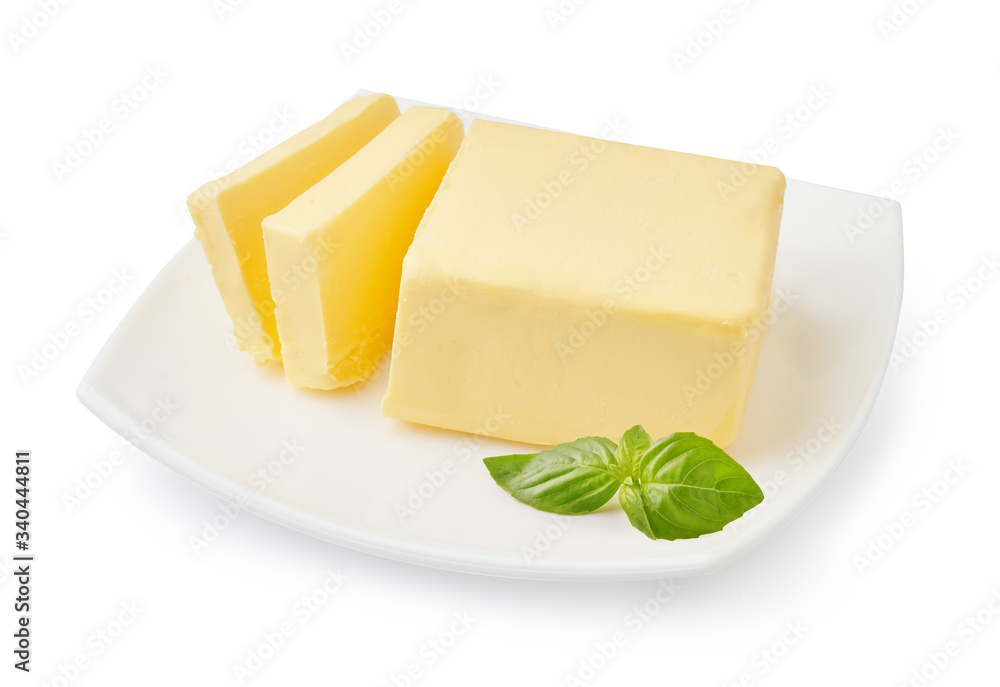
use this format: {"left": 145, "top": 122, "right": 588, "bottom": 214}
{"left": 77, "top": 153, "right": 904, "bottom": 581}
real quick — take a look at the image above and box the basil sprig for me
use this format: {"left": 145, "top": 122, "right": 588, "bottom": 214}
{"left": 484, "top": 427, "right": 763, "bottom": 541}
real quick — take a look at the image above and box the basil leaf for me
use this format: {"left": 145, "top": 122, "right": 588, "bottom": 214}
{"left": 483, "top": 437, "right": 622, "bottom": 514}
{"left": 619, "top": 433, "right": 764, "bottom": 540}
{"left": 612, "top": 425, "right": 652, "bottom": 483}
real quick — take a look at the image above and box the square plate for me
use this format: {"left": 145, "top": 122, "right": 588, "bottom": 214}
{"left": 78, "top": 95, "right": 904, "bottom": 580}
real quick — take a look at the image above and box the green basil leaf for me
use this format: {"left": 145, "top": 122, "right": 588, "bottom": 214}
{"left": 618, "top": 484, "right": 654, "bottom": 538}
{"left": 483, "top": 437, "right": 622, "bottom": 514}
{"left": 612, "top": 425, "right": 652, "bottom": 483}
{"left": 619, "top": 433, "right": 764, "bottom": 540}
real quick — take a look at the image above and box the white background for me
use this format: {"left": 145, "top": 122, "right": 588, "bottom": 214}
{"left": 3, "top": 0, "right": 999, "bottom": 685}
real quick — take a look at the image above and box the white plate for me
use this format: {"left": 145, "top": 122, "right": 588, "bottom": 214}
{"left": 77, "top": 98, "right": 904, "bottom": 580}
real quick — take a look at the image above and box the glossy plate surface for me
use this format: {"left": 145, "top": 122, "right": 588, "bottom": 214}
{"left": 78, "top": 97, "right": 904, "bottom": 580}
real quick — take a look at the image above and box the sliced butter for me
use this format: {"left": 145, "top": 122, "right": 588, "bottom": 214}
{"left": 382, "top": 119, "right": 785, "bottom": 447}
{"left": 188, "top": 93, "right": 400, "bottom": 364}
{"left": 262, "top": 106, "right": 464, "bottom": 389}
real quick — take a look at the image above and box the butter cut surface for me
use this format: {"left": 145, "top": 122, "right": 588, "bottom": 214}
{"left": 382, "top": 119, "right": 785, "bottom": 447}
{"left": 188, "top": 93, "right": 400, "bottom": 364}
{"left": 262, "top": 106, "right": 464, "bottom": 390}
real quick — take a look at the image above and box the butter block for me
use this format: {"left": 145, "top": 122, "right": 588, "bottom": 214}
{"left": 382, "top": 120, "right": 785, "bottom": 447}
{"left": 262, "top": 106, "right": 464, "bottom": 389}
{"left": 188, "top": 93, "right": 400, "bottom": 364}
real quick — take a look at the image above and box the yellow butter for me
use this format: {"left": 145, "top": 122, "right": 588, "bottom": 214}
{"left": 382, "top": 120, "right": 785, "bottom": 447}
{"left": 263, "top": 106, "right": 464, "bottom": 389}
{"left": 188, "top": 93, "right": 400, "bottom": 364}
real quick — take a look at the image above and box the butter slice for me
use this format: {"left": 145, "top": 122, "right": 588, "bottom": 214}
{"left": 188, "top": 93, "right": 400, "bottom": 364}
{"left": 262, "top": 107, "right": 464, "bottom": 389}
{"left": 382, "top": 120, "right": 785, "bottom": 447}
